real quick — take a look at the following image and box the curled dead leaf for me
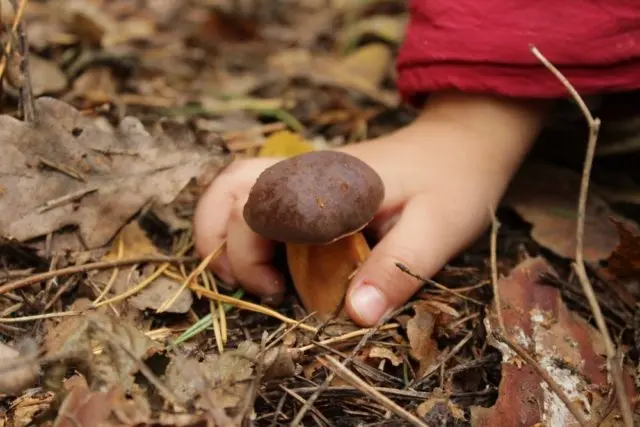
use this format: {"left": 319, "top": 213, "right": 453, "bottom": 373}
{"left": 365, "top": 346, "right": 403, "bottom": 367}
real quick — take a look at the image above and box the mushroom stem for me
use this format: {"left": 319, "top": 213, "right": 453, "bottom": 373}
{"left": 286, "top": 232, "right": 370, "bottom": 319}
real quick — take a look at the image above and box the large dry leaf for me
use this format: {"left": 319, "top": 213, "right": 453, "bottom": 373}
{"left": 504, "top": 161, "right": 634, "bottom": 262}
{"left": 0, "top": 97, "right": 228, "bottom": 249}
{"left": 472, "top": 256, "right": 637, "bottom": 427}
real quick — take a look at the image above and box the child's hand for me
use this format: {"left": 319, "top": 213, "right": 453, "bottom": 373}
{"left": 194, "top": 91, "right": 548, "bottom": 326}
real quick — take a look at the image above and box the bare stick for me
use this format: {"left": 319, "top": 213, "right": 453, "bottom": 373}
{"left": 9, "top": 0, "right": 35, "bottom": 122}
{"left": 531, "top": 45, "right": 633, "bottom": 427}
{"left": 489, "top": 211, "right": 505, "bottom": 332}
{"left": 0, "top": 255, "right": 196, "bottom": 295}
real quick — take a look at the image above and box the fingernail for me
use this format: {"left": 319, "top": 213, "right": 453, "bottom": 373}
{"left": 349, "top": 283, "right": 387, "bottom": 325}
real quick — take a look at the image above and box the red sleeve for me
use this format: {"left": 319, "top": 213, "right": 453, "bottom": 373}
{"left": 396, "top": 0, "right": 640, "bottom": 104}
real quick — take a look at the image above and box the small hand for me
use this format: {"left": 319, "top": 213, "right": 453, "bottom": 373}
{"left": 193, "top": 91, "right": 547, "bottom": 326}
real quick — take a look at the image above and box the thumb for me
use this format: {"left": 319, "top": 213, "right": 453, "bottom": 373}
{"left": 345, "top": 193, "right": 486, "bottom": 326}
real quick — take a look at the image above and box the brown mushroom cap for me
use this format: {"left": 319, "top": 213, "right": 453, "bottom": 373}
{"left": 243, "top": 151, "right": 384, "bottom": 245}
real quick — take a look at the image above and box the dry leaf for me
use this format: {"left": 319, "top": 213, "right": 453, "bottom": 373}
{"left": 53, "top": 375, "right": 122, "bottom": 427}
{"left": 92, "top": 221, "right": 193, "bottom": 313}
{"left": 7, "top": 393, "right": 53, "bottom": 427}
{"left": 472, "top": 256, "right": 637, "bottom": 427}
{"left": 606, "top": 217, "right": 640, "bottom": 279}
{"left": 62, "top": 0, "right": 117, "bottom": 45}
{"left": 337, "top": 15, "right": 408, "bottom": 50}
{"left": 6, "top": 55, "right": 68, "bottom": 96}
{"left": 258, "top": 130, "right": 315, "bottom": 157}
{"left": 103, "top": 18, "right": 156, "bottom": 47}
{"left": 267, "top": 49, "right": 399, "bottom": 107}
{"left": 0, "top": 97, "right": 229, "bottom": 249}
{"left": 338, "top": 43, "right": 392, "bottom": 89}
{"left": 366, "top": 346, "right": 403, "bottom": 367}
{"left": 406, "top": 301, "right": 438, "bottom": 377}
{"left": 0, "top": 341, "right": 39, "bottom": 395}
{"left": 166, "top": 341, "right": 280, "bottom": 411}
{"left": 128, "top": 275, "right": 193, "bottom": 313}
{"left": 504, "top": 161, "right": 631, "bottom": 261}
{"left": 44, "top": 313, "right": 162, "bottom": 392}
{"left": 417, "top": 396, "right": 466, "bottom": 425}
{"left": 102, "top": 221, "right": 159, "bottom": 260}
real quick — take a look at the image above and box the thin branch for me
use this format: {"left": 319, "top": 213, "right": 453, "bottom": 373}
{"left": 489, "top": 211, "right": 505, "bottom": 332}
{"left": 0, "top": 255, "right": 196, "bottom": 295}
{"left": 531, "top": 44, "right": 634, "bottom": 427}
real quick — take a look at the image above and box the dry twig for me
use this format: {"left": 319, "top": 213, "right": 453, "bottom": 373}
{"left": 0, "top": 255, "right": 196, "bottom": 295}
{"left": 531, "top": 44, "right": 634, "bottom": 427}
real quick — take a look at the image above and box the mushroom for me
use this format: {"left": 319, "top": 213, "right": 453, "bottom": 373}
{"left": 243, "top": 150, "right": 384, "bottom": 319}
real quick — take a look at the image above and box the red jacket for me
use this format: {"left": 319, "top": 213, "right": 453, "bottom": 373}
{"left": 396, "top": 0, "right": 640, "bottom": 104}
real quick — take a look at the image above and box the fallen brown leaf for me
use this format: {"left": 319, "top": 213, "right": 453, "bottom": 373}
{"left": 606, "top": 217, "right": 640, "bottom": 279}
{"left": 0, "top": 97, "right": 229, "bottom": 249}
{"left": 417, "top": 395, "right": 466, "bottom": 425}
{"left": 53, "top": 375, "right": 123, "bottom": 427}
{"left": 472, "top": 256, "right": 637, "bottom": 427}
{"left": 62, "top": 0, "right": 117, "bottom": 45}
{"left": 43, "top": 312, "right": 162, "bottom": 392}
{"left": 365, "top": 345, "right": 403, "bottom": 368}
{"left": 7, "top": 392, "right": 53, "bottom": 427}
{"left": 406, "top": 301, "right": 438, "bottom": 377}
{"left": 505, "top": 161, "right": 631, "bottom": 262}
{"left": 337, "top": 42, "right": 393, "bottom": 89}
{"left": 4, "top": 55, "right": 67, "bottom": 96}
{"left": 166, "top": 340, "right": 293, "bottom": 413}
{"left": 91, "top": 221, "right": 193, "bottom": 313}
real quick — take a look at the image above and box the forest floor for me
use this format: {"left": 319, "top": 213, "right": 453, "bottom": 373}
{"left": 0, "top": 1, "right": 639, "bottom": 426}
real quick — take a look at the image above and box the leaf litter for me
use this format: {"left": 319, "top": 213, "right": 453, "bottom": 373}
{"left": 0, "top": 1, "right": 638, "bottom": 426}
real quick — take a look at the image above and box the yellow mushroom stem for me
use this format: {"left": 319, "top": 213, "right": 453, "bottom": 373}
{"left": 285, "top": 231, "right": 370, "bottom": 319}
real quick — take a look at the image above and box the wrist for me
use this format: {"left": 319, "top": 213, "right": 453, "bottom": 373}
{"left": 417, "top": 90, "right": 551, "bottom": 151}
{"left": 339, "top": 90, "right": 550, "bottom": 209}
